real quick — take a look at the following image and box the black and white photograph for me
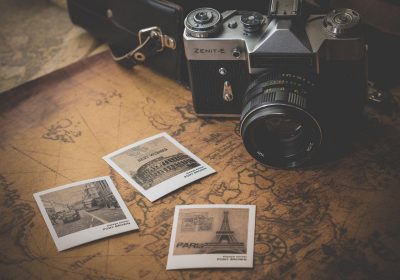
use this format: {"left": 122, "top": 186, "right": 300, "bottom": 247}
{"left": 103, "top": 133, "right": 215, "bottom": 202}
{"left": 167, "top": 205, "right": 256, "bottom": 269}
{"left": 33, "top": 176, "right": 139, "bottom": 251}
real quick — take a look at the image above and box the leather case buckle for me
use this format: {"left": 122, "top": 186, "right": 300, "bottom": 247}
{"left": 139, "top": 26, "right": 176, "bottom": 53}
{"left": 110, "top": 25, "right": 176, "bottom": 65}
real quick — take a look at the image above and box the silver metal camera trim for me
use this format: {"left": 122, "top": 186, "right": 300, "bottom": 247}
{"left": 184, "top": 11, "right": 366, "bottom": 76}
{"left": 305, "top": 16, "right": 366, "bottom": 61}
{"left": 184, "top": 12, "right": 270, "bottom": 74}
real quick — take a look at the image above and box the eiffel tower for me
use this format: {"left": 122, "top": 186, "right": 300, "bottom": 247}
{"left": 203, "top": 211, "right": 246, "bottom": 254}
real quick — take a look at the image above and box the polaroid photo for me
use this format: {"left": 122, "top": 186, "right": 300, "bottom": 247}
{"left": 166, "top": 204, "right": 256, "bottom": 269}
{"left": 33, "top": 176, "right": 139, "bottom": 251}
{"left": 103, "top": 133, "right": 216, "bottom": 202}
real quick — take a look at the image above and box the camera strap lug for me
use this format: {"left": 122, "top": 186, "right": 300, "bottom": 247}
{"left": 107, "top": 10, "right": 176, "bottom": 67}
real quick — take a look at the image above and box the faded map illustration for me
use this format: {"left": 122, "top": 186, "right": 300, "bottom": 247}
{"left": 0, "top": 53, "right": 400, "bottom": 279}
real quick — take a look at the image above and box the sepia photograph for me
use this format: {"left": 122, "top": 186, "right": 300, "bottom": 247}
{"left": 174, "top": 208, "right": 249, "bottom": 255}
{"left": 34, "top": 176, "right": 139, "bottom": 251}
{"left": 103, "top": 133, "right": 215, "bottom": 202}
{"left": 167, "top": 205, "right": 256, "bottom": 269}
{"left": 110, "top": 135, "right": 200, "bottom": 190}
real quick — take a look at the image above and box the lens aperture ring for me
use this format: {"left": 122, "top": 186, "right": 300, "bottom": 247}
{"left": 242, "top": 88, "right": 307, "bottom": 116}
{"left": 243, "top": 72, "right": 314, "bottom": 105}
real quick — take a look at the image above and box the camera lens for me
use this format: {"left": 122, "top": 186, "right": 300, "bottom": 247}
{"left": 240, "top": 72, "right": 322, "bottom": 168}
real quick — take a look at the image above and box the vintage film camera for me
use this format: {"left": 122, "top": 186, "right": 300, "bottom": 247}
{"left": 183, "top": 0, "right": 368, "bottom": 168}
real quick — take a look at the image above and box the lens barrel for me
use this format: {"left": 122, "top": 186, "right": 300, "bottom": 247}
{"left": 240, "top": 72, "right": 322, "bottom": 168}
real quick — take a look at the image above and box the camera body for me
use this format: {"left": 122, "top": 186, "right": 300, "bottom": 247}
{"left": 183, "top": 0, "right": 368, "bottom": 168}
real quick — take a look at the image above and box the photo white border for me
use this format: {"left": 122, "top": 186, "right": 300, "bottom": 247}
{"left": 33, "top": 176, "right": 139, "bottom": 251}
{"left": 166, "top": 204, "right": 256, "bottom": 269}
{"left": 103, "top": 132, "right": 216, "bottom": 202}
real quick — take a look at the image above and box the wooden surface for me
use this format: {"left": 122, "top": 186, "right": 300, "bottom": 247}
{"left": 0, "top": 52, "right": 400, "bottom": 279}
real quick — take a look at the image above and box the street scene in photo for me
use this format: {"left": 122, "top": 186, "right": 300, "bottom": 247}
{"left": 103, "top": 133, "right": 216, "bottom": 202}
{"left": 34, "top": 177, "right": 138, "bottom": 251}
{"left": 40, "top": 179, "right": 126, "bottom": 237}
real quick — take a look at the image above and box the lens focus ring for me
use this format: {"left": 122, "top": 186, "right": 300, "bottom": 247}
{"left": 241, "top": 89, "right": 307, "bottom": 122}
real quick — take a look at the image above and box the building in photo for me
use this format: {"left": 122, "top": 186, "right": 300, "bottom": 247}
{"left": 42, "top": 200, "right": 57, "bottom": 225}
{"left": 132, "top": 153, "right": 200, "bottom": 189}
{"left": 203, "top": 211, "right": 246, "bottom": 254}
{"left": 82, "top": 180, "right": 119, "bottom": 210}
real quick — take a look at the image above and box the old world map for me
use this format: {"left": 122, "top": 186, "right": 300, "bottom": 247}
{"left": 0, "top": 53, "right": 399, "bottom": 279}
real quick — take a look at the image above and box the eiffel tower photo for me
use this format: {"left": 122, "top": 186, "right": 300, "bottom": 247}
{"left": 203, "top": 210, "right": 246, "bottom": 254}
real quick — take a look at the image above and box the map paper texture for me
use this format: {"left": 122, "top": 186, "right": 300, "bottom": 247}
{"left": 33, "top": 176, "right": 138, "bottom": 251}
{"left": 2, "top": 53, "right": 400, "bottom": 279}
{"left": 167, "top": 205, "right": 256, "bottom": 269}
{"left": 103, "top": 133, "right": 216, "bottom": 202}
